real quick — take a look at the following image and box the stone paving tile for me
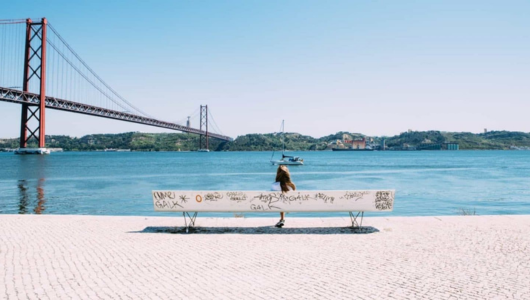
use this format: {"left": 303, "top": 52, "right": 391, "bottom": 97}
{"left": 1, "top": 215, "right": 529, "bottom": 299}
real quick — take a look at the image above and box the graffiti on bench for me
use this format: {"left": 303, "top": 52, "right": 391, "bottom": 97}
{"left": 153, "top": 190, "right": 395, "bottom": 212}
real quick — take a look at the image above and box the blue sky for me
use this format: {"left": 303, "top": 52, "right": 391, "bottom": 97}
{"left": 1, "top": 0, "right": 529, "bottom": 138}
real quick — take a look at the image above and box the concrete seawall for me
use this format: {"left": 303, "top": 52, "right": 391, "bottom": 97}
{"left": 1, "top": 215, "right": 529, "bottom": 299}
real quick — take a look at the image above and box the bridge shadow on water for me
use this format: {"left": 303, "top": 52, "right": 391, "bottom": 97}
{"left": 133, "top": 226, "right": 379, "bottom": 235}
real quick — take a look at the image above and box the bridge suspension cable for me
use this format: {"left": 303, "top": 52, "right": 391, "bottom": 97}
{"left": 208, "top": 108, "right": 224, "bottom": 136}
{"left": 0, "top": 21, "right": 25, "bottom": 91}
{"left": 45, "top": 23, "right": 153, "bottom": 118}
{"left": 174, "top": 107, "right": 200, "bottom": 126}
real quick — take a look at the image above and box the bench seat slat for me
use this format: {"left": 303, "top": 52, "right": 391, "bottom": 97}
{"left": 152, "top": 190, "right": 395, "bottom": 213}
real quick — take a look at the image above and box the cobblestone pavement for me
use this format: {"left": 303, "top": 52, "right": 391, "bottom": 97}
{"left": 1, "top": 215, "right": 529, "bottom": 299}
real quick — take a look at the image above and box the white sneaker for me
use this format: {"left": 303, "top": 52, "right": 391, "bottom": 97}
{"left": 275, "top": 219, "right": 285, "bottom": 228}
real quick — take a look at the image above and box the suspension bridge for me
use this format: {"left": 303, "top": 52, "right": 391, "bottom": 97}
{"left": 0, "top": 18, "right": 232, "bottom": 153}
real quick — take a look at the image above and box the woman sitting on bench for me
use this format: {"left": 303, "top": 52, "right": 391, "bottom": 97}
{"left": 271, "top": 165, "right": 296, "bottom": 228}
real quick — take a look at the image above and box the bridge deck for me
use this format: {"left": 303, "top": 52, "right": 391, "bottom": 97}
{"left": 0, "top": 87, "right": 232, "bottom": 141}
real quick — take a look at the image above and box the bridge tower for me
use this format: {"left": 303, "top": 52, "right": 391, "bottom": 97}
{"left": 199, "top": 105, "right": 208, "bottom": 151}
{"left": 19, "top": 18, "right": 48, "bottom": 152}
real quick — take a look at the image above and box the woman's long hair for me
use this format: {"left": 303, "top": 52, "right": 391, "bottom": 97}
{"left": 276, "top": 165, "right": 296, "bottom": 193}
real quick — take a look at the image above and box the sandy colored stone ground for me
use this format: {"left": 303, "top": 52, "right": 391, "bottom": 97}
{"left": 1, "top": 214, "right": 529, "bottom": 299}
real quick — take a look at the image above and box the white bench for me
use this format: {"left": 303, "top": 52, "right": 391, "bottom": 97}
{"left": 152, "top": 190, "right": 395, "bottom": 232}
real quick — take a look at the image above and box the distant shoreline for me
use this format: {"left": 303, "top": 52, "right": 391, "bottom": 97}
{"left": 1, "top": 130, "right": 529, "bottom": 151}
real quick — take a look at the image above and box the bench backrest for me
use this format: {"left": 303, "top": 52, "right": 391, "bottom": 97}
{"left": 152, "top": 190, "right": 395, "bottom": 212}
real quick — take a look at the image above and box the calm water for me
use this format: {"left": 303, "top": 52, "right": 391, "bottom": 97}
{"left": 0, "top": 151, "right": 529, "bottom": 217}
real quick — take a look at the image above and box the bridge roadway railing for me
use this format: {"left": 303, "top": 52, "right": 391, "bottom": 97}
{"left": 0, "top": 87, "right": 233, "bottom": 142}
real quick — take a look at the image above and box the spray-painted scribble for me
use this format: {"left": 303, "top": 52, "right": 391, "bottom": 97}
{"left": 154, "top": 200, "right": 183, "bottom": 209}
{"left": 375, "top": 191, "right": 394, "bottom": 210}
{"left": 250, "top": 198, "right": 281, "bottom": 211}
{"left": 252, "top": 192, "right": 280, "bottom": 202}
{"left": 283, "top": 193, "right": 311, "bottom": 203}
{"left": 226, "top": 192, "right": 247, "bottom": 202}
{"left": 205, "top": 192, "right": 223, "bottom": 201}
{"left": 340, "top": 191, "right": 369, "bottom": 201}
{"left": 179, "top": 195, "right": 189, "bottom": 203}
{"left": 314, "top": 193, "right": 334, "bottom": 203}
{"left": 153, "top": 191, "right": 176, "bottom": 201}
{"left": 250, "top": 193, "right": 282, "bottom": 210}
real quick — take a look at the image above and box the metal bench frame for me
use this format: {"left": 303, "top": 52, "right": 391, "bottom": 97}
{"left": 180, "top": 211, "right": 365, "bottom": 233}
{"left": 182, "top": 212, "right": 198, "bottom": 233}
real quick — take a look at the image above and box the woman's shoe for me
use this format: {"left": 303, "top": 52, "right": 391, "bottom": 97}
{"left": 275, "top": 219, "right": 285, "bottom": 228}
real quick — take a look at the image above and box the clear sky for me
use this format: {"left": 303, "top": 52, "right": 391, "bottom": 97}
{"left": 1, "top": 0, "right": 529, "bottom": 138}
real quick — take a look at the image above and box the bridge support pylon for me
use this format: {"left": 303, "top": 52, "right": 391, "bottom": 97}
{"left": 17, "top": 18, "right": 49, "bottom": 155}
{"left": 198, "top": 105, "right": 209, "bottom": 152}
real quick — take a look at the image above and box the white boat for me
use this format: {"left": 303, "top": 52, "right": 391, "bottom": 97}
{"left": 271, "top": 154, "right": 304, "bottom": 165}
{"left": 14, "top": 148, "right": 51, "bottom": 155}
{"left": 270, "top": 120, "right": 304, "bottom": 166}
{"left": 197, "top": 149, "right": 210, "bottom": 152}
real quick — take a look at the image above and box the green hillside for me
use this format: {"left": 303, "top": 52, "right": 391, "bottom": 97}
{"left": 384, "top": 131, "right": 530, "bottom": 150}
{"left": 1, "top": 130, "right": 529, "bottom": 151}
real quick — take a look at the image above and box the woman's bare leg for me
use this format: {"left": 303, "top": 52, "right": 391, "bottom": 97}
{"left": 280, "top": 212, "right": 285, "bottom": 220}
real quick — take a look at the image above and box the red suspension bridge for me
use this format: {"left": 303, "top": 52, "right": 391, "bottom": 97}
{"left": 0, "top": 18, "right": 232, "bottom": 152}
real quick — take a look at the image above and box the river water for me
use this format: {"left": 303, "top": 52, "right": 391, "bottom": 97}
{"left": 0, "top": 151, "right": 529, "bottom": 217}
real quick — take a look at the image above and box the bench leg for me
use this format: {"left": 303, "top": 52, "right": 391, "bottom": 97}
{"left": 182, "top": 212, "right": 198, "bottom": 233}
{"left": 349, "top": 211, "right": 364, "bottom": 231}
